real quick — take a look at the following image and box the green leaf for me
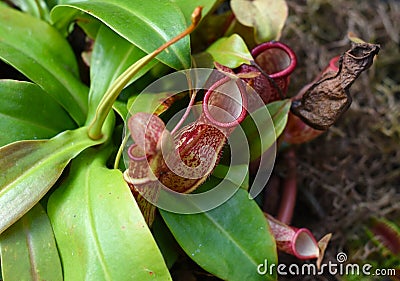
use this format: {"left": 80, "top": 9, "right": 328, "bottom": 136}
{"left": 47, "top": 147, "right": 172, "bottom": 281}
{"left": 170, "top": 0, "right": 217, "bottom": 25}
{"left": 192, "top": 52, "right": 215, "bottom": 68}
{"left": 267, "top": 99, "right": 291, "bottom": 135}
{"left": 206, "top": 34, "right": 253, "bottom": 68}
{"left": 113, "top": 100, "right": 129, "bottom": 120}
{"left": 151, "top": 216, "right": 180, "bottom": 269}
{"left": 0, "top": 80, "right": 76, "bottom": 147}
{"left": 242, "top": 99, "right": 291, "bottom": 161}
{"left": 87, "top": 24, "right": 157, "bottom": 123}
{"left": 0, "top": 115, "right": 114, "bottom": 235}
{"left": 49, "top": 7, "right": 80, "bottom": 36}
{"left": 51, "top": 0, "right": 190, "bottom": 69}
{"left": 0, "top": 5, "right": 88, "bottom": 125}
{"left": 231, "top": 0, "right": 288, "bottom": 43}
{"left": 190, "top": 10, "right": 233, "bottom": 53}
{"left": 0, "top": 204, "right": 62, "bottom": 281}
{"left": 45, "top": 0, "right": 58, "bottom": 10}
{"left": 76, "top": 13, "right": 102, "bottom": 39}
{"left": 160, "top": 188, "right": 277, "bottom": 281}
{"left": 127, "top": 91, "right": 172, "bottom": 117}
{"left": 7, "top": 0, "right": 50, "bottom": 21}
{"left": 212, "top": 164, "right": 249, "bottom": 190}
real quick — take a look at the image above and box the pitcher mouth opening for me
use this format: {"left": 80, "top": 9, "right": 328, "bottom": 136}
{"left": 251, "top": 42, "right": 297, "bottom": 78}
{"left": 202, "top": 76, "right": 248, "bottom": 128}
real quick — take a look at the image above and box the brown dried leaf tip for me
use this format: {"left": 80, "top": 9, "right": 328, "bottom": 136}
{"left": 291, "top": 42, "right": 380, "bottom": 130}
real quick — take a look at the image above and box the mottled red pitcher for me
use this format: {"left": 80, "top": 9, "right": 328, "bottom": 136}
{"left": 238, "top": 41, "right": 297, "bottom": 104}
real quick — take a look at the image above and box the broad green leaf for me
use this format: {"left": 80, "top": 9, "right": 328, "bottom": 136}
{"left": 7, "top": 0, "right": 50, "bottom": 21}
{"left": 0, "top": 5, "right": 88, "bottom": 125}
{"left": 76, "top": 13, "right": 102, "bottom": 39}
{"left": 127, "top": 92, "right": 172, "bottom": 117}
{"left": 45, "top": 0, "right": 58, "bottom": 9}
{"left": 0, "top": 114, "right": 114, "bottom": 235}
{"left": 0, "top": 80, "right": 76, "bottom": 147}
{"left": 0, "top": 204, "right": 62, "bottom": 281}
{"left": 212, "top": 164, "right": 249, "bottom": 190}
{"left": 171, "top": 0, "right": 217, "bottom": 25}
{"left": 51, "top": 0, "right": 191, "bottom": 69}
{"left": 87, "top": 24, "right": 157, "bottom": 123}
{"left": 151, "top": 216, "right": 180, "bottom": 269}
{"left": 190, "top": 10, "right": 232, "bottom": 53}
{"left": 231, "top": 0, "right": 288, "bottom": 43}
{"left": 113, "top": 100, "right": 129, "bottom": 120}
{"left": 267, "top": 99, "right": 291, "bottom": 134}
{"left": 242, "top": 99, "right": 291, "bottom": 161}
{"left": 192, "top": 52, "right": 215, "bottom": 68}
{"left": 160, "top": 188, "right": 277, "bottom": 281}
{"left": 206, "top": 34, "right": 253, "bottom": 68}
{"left": 49, "top": 7, "right": 80, "bottom": 36}
{"left": 47, "top": 147, "right": 172, "bottom": 281}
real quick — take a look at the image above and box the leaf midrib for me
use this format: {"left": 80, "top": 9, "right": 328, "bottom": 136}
{"left": 22, "top": 216, "right": 39, "bottom": 281}
{"left": 0, "top": 129, "right": 92, "bottom": 194}
{"left": 202, "top": 210, "right": 260, "bottom": 268}
{"left": 85, "top": 166, "right": 112, "bottom": 280}
{"left": 0, "top": 41, "right": 87, "bottom": 117}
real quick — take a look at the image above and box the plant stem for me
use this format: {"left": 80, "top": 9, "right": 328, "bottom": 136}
{"left": 277, "top": 148, "right": 297, "bottom": 224}
{"left": 113, "top": 133, "right": 129, "bottom": 169}
{"left": 170, "top": 74, "right": 198, "bottom": 135}
{"left": 87, "top": 7, "right": 203, "bottom": 140}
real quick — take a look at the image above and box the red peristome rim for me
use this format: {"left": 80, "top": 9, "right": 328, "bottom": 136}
{"left": 329, "top": 56, "right": 340, "bottom": 71}
{"left": 291, "top": 228, "right": 319, "bottom": 260}
{"left": 127, "top": 144, "right": 148, "bottom": 162}
{"left": 203, "top": 76, "right": 248, "bottom": 128}
{"left": 251, "top": 41, "right": 297, "bottom": 79}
